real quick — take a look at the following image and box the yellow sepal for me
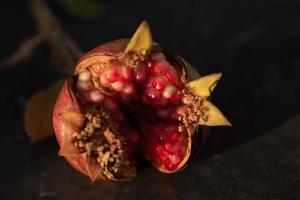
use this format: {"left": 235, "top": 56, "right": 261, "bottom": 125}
{"left": 60, "top": 112, "right": 85, "bottom": 131}
{"left": 198, "top": 100, "right": 232, "bottom": 126}
{"left": 125, "top": 20, "right": 153, "bottom": 53}
{"left": 187, "top": 73, "right": 222, "bottom": 99}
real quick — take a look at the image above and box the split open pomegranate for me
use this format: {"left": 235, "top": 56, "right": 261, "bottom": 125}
{"left": 53, "top": 21, "right": 231, "bottom": 182}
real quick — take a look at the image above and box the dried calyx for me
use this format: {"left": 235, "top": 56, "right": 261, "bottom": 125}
{"left": 53, "top": 21, "right": 231, "bottom": 182}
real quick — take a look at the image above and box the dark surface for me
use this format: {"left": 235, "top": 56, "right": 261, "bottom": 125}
{"left": 2, "top": 114, "right": 300, "bottom": 200}
{"left": 0, "top": 0, "right": 300, "bottom": 199}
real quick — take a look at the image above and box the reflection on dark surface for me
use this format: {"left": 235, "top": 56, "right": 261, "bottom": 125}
{"left": 0, "top": 0, "right": 300, "bottom": 199}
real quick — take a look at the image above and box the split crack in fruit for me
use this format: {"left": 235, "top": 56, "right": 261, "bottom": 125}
{"left": 53, "top": 21, "right": 231, "bottom": 182}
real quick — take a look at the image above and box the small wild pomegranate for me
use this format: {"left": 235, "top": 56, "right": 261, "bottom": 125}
{"left": 52, "top": 21, "right": 231, "bottom": 182}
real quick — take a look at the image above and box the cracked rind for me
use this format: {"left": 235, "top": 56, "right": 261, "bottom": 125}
{"left": 74, "top": 39, "right": 160, "bottom": 75}
{"left": 53, "top": 79, "right": 137, "bottom": 182}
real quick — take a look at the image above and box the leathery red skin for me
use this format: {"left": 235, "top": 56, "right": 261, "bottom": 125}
{"left": 53, "top": 39, "right": 209, "bottom": 178}
{"left": 75, "top": 39, "right": 135, "bottom": 74}
{"left": 52, "top": 40, "right": 139, "bottom": 178}
{"left": 53, "top": 80, "right": 89, "bottom": 175}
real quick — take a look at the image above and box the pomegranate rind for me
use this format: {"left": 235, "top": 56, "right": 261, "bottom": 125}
{"left": 53, "top": 80, "right": 92, "bottom": 177}
{"left": 53, "top": 40, "right": 144, "bottom": 182}
{"left": 75, "top": 39, "right": 160, "bottom": 75}
{"left": 53, "top": 38, "right": 210, "bottom": 179}
{"left": 53, "top": 79, "right": 137, "bottom": 182}
{"left": 53, "top": 80, "right": 109, "bottom": 182}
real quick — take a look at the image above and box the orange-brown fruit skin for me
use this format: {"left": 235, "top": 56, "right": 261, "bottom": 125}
{"left": 53, "top": 39, "right": 209, "bottom": 178}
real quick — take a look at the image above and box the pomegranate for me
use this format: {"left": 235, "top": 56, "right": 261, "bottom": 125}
{"left": 53, "top": 21, "right": 231, "bottom": 182}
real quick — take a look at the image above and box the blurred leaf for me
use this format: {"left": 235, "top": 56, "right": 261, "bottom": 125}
{"left": 0, "top": 34, "right": 44, "bottom": 69}
{"left": 55, "top": 0, "right": 105, "bottom": 19}
{"left": 24, "top": 80, "right": 64, "bottom": 143}
{"left": 48, "top": 30, "right": 82, "bottom": 73}
{"left": 22, "top": 0, "right": 83, "bottom": 143}
{"left": 1, "top": 0, "right": 82, "bottom": 73}
{"left": 29, "top": 0, "right": 82, "bottom": 73}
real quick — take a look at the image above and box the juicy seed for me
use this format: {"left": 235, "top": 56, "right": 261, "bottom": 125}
{"left": 106, "top": 68, "right": 120, "bottom": 83}
{"left": 111, "top": 81, "right": 125, "bottom": 92}
{"left": 170, "top": 131, "right": 180, "bottom": 141}
{"left": 100, "top": 75, "right": 110, "bottom": 87}
{"left": 145, "top": 122, "right": 188, "bottom": 171}
{"left": 156, "top": 145, "right": 169, "bottom": 158}
{"left": 127, "top": 130, "right": 140, "bottom": 145}
{"left": 169, "top": 154, "right": 180, "bottom": 165}
{"left": 176, "top": 106, "right": 186, "bottom": 116}
{"left": 119, "top": 93, "right": 130, "bottom": 103}
{"left": 134, "top": 64, "right": 147, "bottom": 83}
{"left": 111, "top": 113, "right": 124, "bottom": 129}
{"left": 76, "top": 81, "right": 94, "bottom": 92}
{"left": 169, "top": 92, "right": 180, "bottom": 103}
{"left": 163, "top": 124, "right": 177, "bottom": 133}
{"left": 164, "top": 143, "right": 174, "bottom": 154}
{"left": 121, "top": 66, "right": 133, "bottom": 81}
{"left": 86, "top": 90, "right": 105, "bottom": 104}
{"left": 170, "top": 105, "right": 187, "bottom": 120}
{"left": 78, "top": 71, "right": 92, "bottom": 82}
{"left": 143, "top": 88, "right": 161, "bottom": 104}
{"left": 156, "top": 107, "right": 174, "bottom": 119}
{"left": 153, "top": 76, "right": 168, "bottom": 90}
{"left": 150, "top": 60, "right": 170, "bottom": 75}
{"left": 103, "top": 98, "right": 119, "bottom": 112}
{"left": 165, "top": 68, "right": 178, "bottom": 83}
{"left": 162, "top": 84, "right": 177, "bottom": 99}
{"left": 111, "top": 113, "right": 125, "bottom": 124}
{"left": 123, "top": 83, "right": 136, "bottom": 97}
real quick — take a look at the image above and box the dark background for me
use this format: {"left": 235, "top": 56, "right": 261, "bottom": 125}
{"left": 0, "top": 0, "right": 300, "bottom": 199}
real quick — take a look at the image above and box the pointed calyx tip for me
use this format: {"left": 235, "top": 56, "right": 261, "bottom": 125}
{"left": 59, "top": 112, "right": 85, "bottom": 131}
{"left": 125, "top": 20, "right": 153, "bottom": 53}
{"left": 187, "top": 73, "right": 222, "bottom": 99}
{"left": 198, "top": 100, "right": 232, "bottom": 127}
{"left": 184, "top": 73, "right": 231, "bottom": 127}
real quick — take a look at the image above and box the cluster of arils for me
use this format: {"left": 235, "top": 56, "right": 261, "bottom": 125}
{"left": 53, "top": 21, "right": 231, "bottom": 182}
